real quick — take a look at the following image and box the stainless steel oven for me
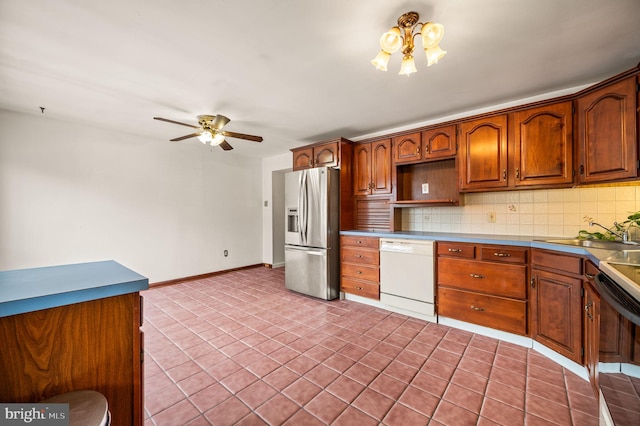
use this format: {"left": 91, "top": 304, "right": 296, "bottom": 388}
{"left": 593, "top": 261, "right": 640, "bottom": 426}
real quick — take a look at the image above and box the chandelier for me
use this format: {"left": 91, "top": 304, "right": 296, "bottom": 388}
{"left": 371, "top": 11, "right": 446, "bottom": 76}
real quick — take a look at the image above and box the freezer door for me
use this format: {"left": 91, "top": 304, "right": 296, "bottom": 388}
{"left": 285, "top": 245, "right": 337, "bottom": 300}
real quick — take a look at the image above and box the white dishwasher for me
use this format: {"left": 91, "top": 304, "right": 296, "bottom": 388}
{"left": 379, "top": 238, "right": 436, "bottom": 321}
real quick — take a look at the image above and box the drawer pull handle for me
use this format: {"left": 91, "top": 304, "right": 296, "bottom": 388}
{"left": 448, "top": 248, "right": 463, "bottom": 253}
{"left": 356, "top": 270, "right": 362, "bottom": 274}
{"left": 356, "top": 240, "right": 362, "bottom": 244}
{"left": 470, "top": 305, "right": 485, "bottom": 311}
{"left": 355, "top": 254, "right": 363, "bottom": 258}
{"left": 356, "top": 286, "right": 363, "bottom": 290}
{"left": 585, "top": 273, "right": 595, "bottom": 279}
{"left": 493, "top": 252, "right": 511, "bottom": 257}
{"left": 469, "top": 274, "right": 484, "bottom": 279}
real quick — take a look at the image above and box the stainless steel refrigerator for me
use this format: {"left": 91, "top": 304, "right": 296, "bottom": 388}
{"left": 284, "top": 167, "right": 340, "bottom": 300}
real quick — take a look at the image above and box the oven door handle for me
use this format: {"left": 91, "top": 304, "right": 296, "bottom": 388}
{"left": 594, "top": 272, "right": 640, "bottom": 326}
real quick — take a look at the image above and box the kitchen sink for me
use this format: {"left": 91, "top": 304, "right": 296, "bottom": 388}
{"left": 538, "top": 238, "right": 640, "bottom": 251}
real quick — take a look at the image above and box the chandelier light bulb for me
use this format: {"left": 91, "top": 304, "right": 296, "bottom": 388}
{"left": 371, "top": 50, "right": 391, "bottom": 71}
{"left": 398, "top": 55, "right": 417, "bottom": 76}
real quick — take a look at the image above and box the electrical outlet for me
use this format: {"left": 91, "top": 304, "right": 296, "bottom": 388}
{"left": 487, "top": 212, "right": 496, "bottom": 223}
{"left": 423, "top": 215, "right": 431, "bottom": 222}
{"left": 421, "top": 183, "right": 429, "bottom": 194}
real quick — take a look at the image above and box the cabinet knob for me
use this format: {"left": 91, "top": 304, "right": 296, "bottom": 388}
{"left": 356, "top": 270, "right": 362, "bottom": 274}
{"left": 356, "top": 286, "right": 363, "bottom": 290}
{"left": 416, "top": 147, "right": 420, "bottom": 154}
{"left": 470, "top": 305, "right": 485, "bottom": 311}
{"left": 531, "top": 278, "right": 536, "bottom": 288}
{"left": 502, "top": 169, "right": 507, "bottom": 180}
{"left": 355, "top": 254, "right": 363, "bottom": 258}
{"left": 493, "top": 252, "right": 511, "bottom": 257}
{"left": 469, "top": 273, "right": 484, "bottom": 279}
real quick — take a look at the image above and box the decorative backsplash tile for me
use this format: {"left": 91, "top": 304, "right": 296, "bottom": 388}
{"left": 401, "top": 184, "right": 640, "bottom": 238}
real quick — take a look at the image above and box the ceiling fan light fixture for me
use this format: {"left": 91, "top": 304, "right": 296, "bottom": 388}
{"left": 372, "top": 11, "right": 446, "bottom": 75}
{"left": 210, "top": 132, "right": 226, "bottom": 146}
{"left": 198, "top": 130, "right": 213, "bottom": 144}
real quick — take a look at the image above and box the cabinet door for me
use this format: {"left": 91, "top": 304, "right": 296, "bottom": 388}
{"left": 353, "top": 143, "right": 372, "bottom": 196}
{"left": 513, "top": 102, "right": 574, "bottom": 187}
{"left": 531, "top": 268, "right": 583, "bottom": 364}
{"left": 392, "top": 132, "right": 422, "bottom": 164}
{"left": 583, "top": 281, "right": 600, "bottom": 394}
{"left": 371, "top": 139, "right": 392, "bottom": 194}
{"left": 577, "top": 77, "right": 638, "bottom": 183}
{"left": 423, "top": 125, "right": 456, "bottom": 160}
{"left": 459, "top": 115, "right": 508, "bottom": 191}
{"left": 314, "top": 142, "right": 340, "bottom": 168}
{"left": 292, "top": 147, "right": 314, "bottom": 170}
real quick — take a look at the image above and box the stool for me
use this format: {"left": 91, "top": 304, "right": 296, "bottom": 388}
{"left": 41, "top": 390, "right": 110, "bottom": 426}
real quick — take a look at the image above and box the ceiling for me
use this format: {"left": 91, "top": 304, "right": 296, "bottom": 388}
{"left": 1, "top": 0, "right": 639, "bottom": 158}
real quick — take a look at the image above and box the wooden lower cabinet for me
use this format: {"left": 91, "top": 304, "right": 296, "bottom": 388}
{"left": 0, "top": 293, "right": 144, "bottom": 426}
{"left": 340, "top": 235, "right": 380, "bottom": 300}
{"left": 531, "top": 249, "right": 583, "bottom": 364}
{"left": 437, "top": 242, "right": 529, "bottom": 335}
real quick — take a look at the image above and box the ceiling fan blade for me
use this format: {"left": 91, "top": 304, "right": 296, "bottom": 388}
{"left": 154, "top": 117, "right": 199, "bottom": 129}
{"left": 221, "top": 131, "right": 263, "bottom": 142}
{"left": 170, "top": 133, "right": 200, "bottom": 142}
{"left": 211, "top": 115, "right": 230, "bottom": 130}
{"left": 219, "top": 141, "right": 234, "bottom": 151}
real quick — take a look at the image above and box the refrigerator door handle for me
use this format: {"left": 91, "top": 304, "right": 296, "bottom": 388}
{"left": 299, "top": 171, "right": 308, "bottom": 245}
{"left": 285, "top": 245, "right": 325, "bottom": 256}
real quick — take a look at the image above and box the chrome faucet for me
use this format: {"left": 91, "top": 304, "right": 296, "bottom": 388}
{"left": 589, "top": 221, "right": 631, "bottom": 242}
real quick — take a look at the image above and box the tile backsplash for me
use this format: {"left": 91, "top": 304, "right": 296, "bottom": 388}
{"left": 401, "top": 184, "right": 640, "bottom": 239}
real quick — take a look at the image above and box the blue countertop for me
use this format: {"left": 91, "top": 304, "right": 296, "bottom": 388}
{"left": 340, "top": 230, "right": 623, "bottom": 265}
{"left": 0, "top": 260, "right": 149, "bottom": 318}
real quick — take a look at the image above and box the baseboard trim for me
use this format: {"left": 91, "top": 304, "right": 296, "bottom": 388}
{"left": 149, "top": 264, "right": 265, "bottom": 288}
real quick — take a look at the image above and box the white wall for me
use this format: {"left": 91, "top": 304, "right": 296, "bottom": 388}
{"left": 0, "top": 110, "right": 263, "bottom": 282}
{"left": 261, "top": 153, "right": 291, "bottom": 266}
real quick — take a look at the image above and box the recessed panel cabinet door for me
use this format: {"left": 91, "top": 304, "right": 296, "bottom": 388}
{"left": 371, "top": 139, "right": 391, "bottom": 194}
{"left": 353, "top": 143, "right": 372, "bottom": 195}
{"left": 392, "top": 132, "right": 422, "bottom": 164}
{"left": 577, "top": 77, "right": 638, "bottom": 183}
{"left": 292, "top": 147, "right": 314, "bottom": 170}
{"left": 530, "top": 268, "right": 583, "bottom": 364}
{"left": 513, "top": 102, "right": 574, "bottom": 187}
{"left": 422, "top": 125, "right": 457, "bottom": 160}
{"left": 459, "top": 115, "right": 508, "bottom": 191}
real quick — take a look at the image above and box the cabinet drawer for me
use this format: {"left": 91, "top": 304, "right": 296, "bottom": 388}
{"left": 341, "top": 235, "right": 380, "bottom": 250}
{"left": 437, "top": 242, "right": 475, "bottom": 259}
{"left": 437, "top": 258, "right": 527, "bottom": 299}
{"left": 532, "top": 249, "right": 582, "bottom": 275}
{"left": 438, "top": 287, "right": 527, "bottom": 335}
{"left": 341, "top": 247, "right": 379, "bottom": 265}
{"left": 341, "top": 277, "right": 380, "bottom": 300}
{"left": 342, "top": 263, "right": 379, "bottom": 282}
{"left": 479, "top": 246, "right": 528, "bottom": 264}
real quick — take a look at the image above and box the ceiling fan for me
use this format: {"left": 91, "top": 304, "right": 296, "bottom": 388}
{"left": 153, "top": 115, "right": 263, "bottom": 151}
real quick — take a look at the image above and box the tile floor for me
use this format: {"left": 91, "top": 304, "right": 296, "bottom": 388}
{"left": 142, "top": 266, "right": 599, "bottom": 425}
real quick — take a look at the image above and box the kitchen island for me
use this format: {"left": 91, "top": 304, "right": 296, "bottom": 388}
{"left": 0, "top": 260, "right": 148, "bottom": 426}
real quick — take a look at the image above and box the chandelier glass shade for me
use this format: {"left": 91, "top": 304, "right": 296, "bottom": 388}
{"left": 371, "top": 11, "right": 446, "bottom": 76}
{"left": 198, "top": 129, "right": 226, "bottom": 146}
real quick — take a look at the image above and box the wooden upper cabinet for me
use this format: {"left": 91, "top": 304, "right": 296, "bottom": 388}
{"left": 576, "top": 76, "right": 638, "bottom": 183}
{"left": 422, "top": 125, "right": 457, "bottom": 160}
{"left": 314, "top": 141, "right": 339, "bottom": 168}
{"left": 353, "top": 139, "right": 391, "bottom": 196}
{"left": 292, "top": 141, "right": 340, "bottom": 170}
{"left": 459, "top": 115, "right": 508, "bottom": 191}
{"left": 392, "top": 132, "right": 422, "bottom": 164}
{"left": 513, "top": 101, "right": 574, "bottom": 187}
{"left": 292, "top": 147, "right": 314, "bottom": 170}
